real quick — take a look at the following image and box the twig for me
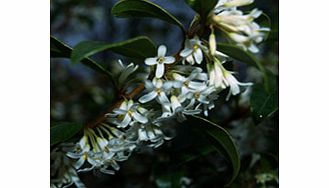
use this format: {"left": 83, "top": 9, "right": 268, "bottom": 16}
{"left": 85, "top": 83, "right": 145, "bottom": 129}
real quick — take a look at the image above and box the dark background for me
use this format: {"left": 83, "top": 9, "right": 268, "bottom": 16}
{"left": 51, "top": 0, "right": 278, "bottom": 187}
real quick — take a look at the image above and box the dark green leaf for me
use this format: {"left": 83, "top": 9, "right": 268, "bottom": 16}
{"left": 250, "top": 84, "right": 278, "bottom": 124}
{"left": 112, "top": 0, "right": 185, "bottom": 33}
{"left": 190, "top": 116, "right": 240, "bottom": 186}
{"left": 184, "top": 0, "right": 217, "bottom": 18}
{"left": 51, "top": 122, "right": 84, "bottom": 146}
{"left": 50, "top": 36, "right": 112, "bottom": 77}
{"left": 51, "top": 35, "right": 72, "bottom": 58}
{"left": 71, "top": 36, "right": 156, "bottom": 64}
{"left": 217, "top": 43, "right": 269, "bottom": 91}
{"left": 177, "top": 145, "right": 216, "bottom": 165}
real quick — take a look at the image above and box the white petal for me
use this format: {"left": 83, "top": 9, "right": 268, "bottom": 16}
{"left": 183, "top": 109, "right": 202, "bottom": 115}
{"left": 193, "top": 48, "right": 203, "bottom": 64}
{"left": 248, "top": 44, "right": 259, "bottom": 53}
{"left": 163, "top": 56, "right": 176, "bottom": 64}
{"left": 189, "top": 81, "right": 205, "bottom": 89}
{"left": 162, "top": 81, "right": 173, "bottom": 91}
{"left": 179, "top": 48, "right": 193, "bottom": 57}
{"left": 131, "top": 111, "right": 148, "bottom": 123}
{"left": 96, "top": 137, "right": 108, "bottom": 149}
{"left": 138, "top": 129, "right": 148, "bottom": 141}
{"left": 172, "top": 73, "right": 186, "bottom": 82}
{"left": 119, "top": 114, "right": 131, "bottom": 128}
{"left": 186, "top": 55, "right": 195, "bottom": 65}
{"left": 111, "top": 161, "right": 120, "bottom": 171}
{"left": 172, "top": 80, "right": 183, "bottom": 88}
{"left": 127, "top": 100, "right": 134, "bottom": 109}
{"left": 158, "top": 45, "right": 167, "bottom": 57}
{"left": 79, "top": 136, "right": 88, "bottom": 147}
{"left": 170, "top": 96, "right": 183, "bottom": 113}
{"left": 155, "top": 63, "right": 165, "bottom": 78}
{"left": 158, "top": 91, "right": 170, "bottom": 104}
{"left": 155, "top": 78, "right": 163, "bottom": 88}
{"left": 139, "top": 91, "right": 157, "bottom": 103}
{"left": 198, "top": 95, "right": 209, "bottom": 104}
{"left": 145, "top": 58, "right": 158, "bottom": 65}
{"left": 230, "top": 33, "right": 248, "bottom": 43}
{"left": 144, "top": 80, "right": 154, "bottom": 90}
{"left": 74, "top": 156, "right": 85, "bottom": 169}
{"left": 119, "top": 101, "right": 128, "bottom": 110}
{"left": 112, "top": 109, "right": 127, "bottom": 115}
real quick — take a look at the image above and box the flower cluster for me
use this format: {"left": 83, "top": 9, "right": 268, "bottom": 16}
{"left": 210, "top": 0, "right": 270, "bottom": 53}
{"left": 51, "top": 0, "right": 269, "bottom": 187}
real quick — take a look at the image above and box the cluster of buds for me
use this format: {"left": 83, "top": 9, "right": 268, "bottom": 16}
{"left": 51, "top": 0, "right": 269, "bottom": 187}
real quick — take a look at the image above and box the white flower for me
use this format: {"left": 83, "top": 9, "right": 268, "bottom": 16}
{"left": 145, "top": 45, "right": 176, "bottom": 78}
{"left": 66, "top": 135, "right": 92, "bottom": 170}
{"left": 51, "top": 167, "right": 86, "bottom": 188}
{"left": 127, "top": 122, "right": 172, "bottom": 148}
{"left": 222, "top": 70, "right": 253, "bottom": 100}
{"left": 186, "top": 84, "right": 216, "bottom": 108}
{"left": 107, "top": 99, "right": 148, "bottom": 128}
{"left": 180, "top": 37, "right": 206, "bottom": 65}
{"left": 169, "top": 95, "right": 202, "bottom": 122}
{"left": 139, "top": 78, "right": 172, "bottom": 105}
{"left": 172, "top": 68, "right": 208, "bottom": 97}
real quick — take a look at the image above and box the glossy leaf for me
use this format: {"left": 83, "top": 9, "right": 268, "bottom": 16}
{"left": 112, "top": 0, "right": 185, "bottom": 33}
{"left": 217, "top": 43, "right": 269, "bottom": 90}
{"left": 51, "top": 122, "right": 84, "bottom": 146}
{"left": 250, "top": 84, "right": 278, "bottom": 124}
{"left": 190, "top": 116, "right": 240, "bottom": 186}
{"left": 184, "top": 0, "right": 217, "bottom": 18}
{"left": 51, "top": 36, "right": 112, "bottom": 77}
{"left": 71, "top": 36, "right": 156, "bottom": 64}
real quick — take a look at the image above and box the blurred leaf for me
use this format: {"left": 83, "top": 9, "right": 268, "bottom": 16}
{"left": 71, "top": 36, "right": 156, "bottom": 64}
{"left": 250, "top": 84, "right": 278, "bottom": 124}
{"left": 184, "top": 0, "right": 217, "bottom": 18}
{"left": 177, "top": 145, "right": 216, "bottom": 165}
{"left": 50, "top": 36, "right": 112, "bottom": 77}
{"left": 257, "top": 12, "right": 272, "bottom": 41}
{"left": 217, "top": 43, "right": 269, "bottom": 91}
{"left": 51, "top": 122, "right": 84, "bottom": 146}
{"left": 112, "top": 0, "right": 185, "bottom": 33}
{"left": 190, "top": 116, "right": 240, "bottom": 186}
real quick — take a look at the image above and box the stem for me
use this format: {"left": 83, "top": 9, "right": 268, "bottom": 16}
{"left": 85, "top": 83, "right": 145, "bottom": 129}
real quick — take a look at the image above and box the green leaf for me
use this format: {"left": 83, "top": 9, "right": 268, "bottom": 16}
{"left": 217, "top": 43, "right": 269, "bottom": 91}
{"left": 51, "top": 122, "right": 84, "bottom": 146}
{"left": 190, "top": 116, "right": 240, "bottom": 186}
{"left": 184, "top": 0, "right": 218, "bottom": 18}
{"left": 250, "top": 84, "right": 278, "bottom": 124}
{"left": 51, "top": 35, "right": 72, "bottom": 58}
{"left": 51, "top": 36, "right": 112, "bottom": 77}
{"left": 71, "top": 36, "right": 156, "bottom": 64}
{"left": 177, "top": 145, "right": 216, "bottom": 165}
{"left": 112, "top": 0, "right": 185, "bottom": 33}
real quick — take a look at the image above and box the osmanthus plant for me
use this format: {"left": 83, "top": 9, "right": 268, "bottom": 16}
{"left": 50, "top": 0, "right": 276, "bottom": 187}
